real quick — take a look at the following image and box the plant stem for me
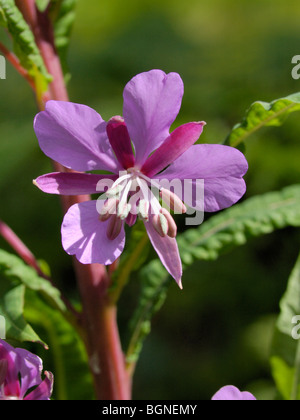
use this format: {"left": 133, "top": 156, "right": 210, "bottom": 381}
{"left": 0, "top": 219, "right": 80, "bottom": 323}
{"left": 14, "top": 0, "right": 131, "bottom": 400}
{"left": 0, "top": 42, "right": 35, "bottom": 90}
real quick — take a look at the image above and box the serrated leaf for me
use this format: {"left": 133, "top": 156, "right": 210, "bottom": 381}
{"left": 0, "top": 249, "right": 66, "bottom": 313}
{"left": 271, "top": 253, "right": 300, "bottom": 400}
{"left": 0, "top": 0, "right": 52, "bottom": 90}
{"left": 224, "top": 93, "right": 300, "bottom": 148}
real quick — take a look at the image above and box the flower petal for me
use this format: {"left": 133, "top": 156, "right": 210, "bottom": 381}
{"left": 0, "top": 340, "right": 21, "bottom": 398}
{"left": 34, "top": 101, "right": 119, "bottom": 173}
{"left": 212, "top": 385, "right": 256, "bottom": 401}
{"left": 156, "top": 144, "right": 248, "bottom": 212}
{"left": 141, "top": 122, "right": 205, "bottom": 177}
{"left": 123, "top": 70, "right": 184, "bottom": 165}
{"left": 61, "top": 201, "right": 126, "bottom": 265}
{"left": 16, "top": 348, "right": 44, "bottom": 396}
{"left": 144, "top": 218, "right": 182, "bottom": 288}
{"left": 34, "top": 172, "right": 117, "bottom": 195}
{"left": 24, "top": 371, "right": 53, "bottom": 400}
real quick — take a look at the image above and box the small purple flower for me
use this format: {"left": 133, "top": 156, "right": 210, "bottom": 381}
{"left": 33, "top": 70, "right": 248, "bottom": 288}
{"left": 0, "top": 339, "right": 53, "bottom": 400}
{"left": 212, "top": 385, "right": 256, "bottom": 401}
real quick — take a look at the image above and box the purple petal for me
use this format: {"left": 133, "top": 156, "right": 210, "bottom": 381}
{"left": 144, "top": 218, "right": 182, "bottom": 287}
{"left": 212, "top": 385, "right": 256, "bottom": 401}
{"left": 106, "top": 116, "right": 135, "bottom": 169}
{"left": 0, "top": 340, "right": 21, "bottom": 397}
{"left": 24, "top": 372, "right": 53, "bottom": 400}
{"left": 156, "top": 144, "right": 248, "bottom": 212}
{"left": 61, "top": 200, "right": 126, "bottom": 265}
{"left": 15, "top": 348, "right": 45, "bottom": 397}
{"left": 34, "top": 172, "right": 117, "bottom": 195}
{"left": 141, "top": 122, "right": 205, "bottom": 177}
{"left": 34, "top": 101, "right": 120, "bottom": 173}
{"left": 123, "top": 70, "right": 184, "bottom": 165}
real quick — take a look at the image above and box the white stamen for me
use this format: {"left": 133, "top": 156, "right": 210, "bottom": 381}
{"left": 138, "top": 199, "right": 150, "bottom": 221}
{"left": 117, "top": 202, "right": 132, "bottom": 220}
{"left": 99, "top": 198, "right": 119, "bottom": 221}
{"left": 152, "top": 213, "right": 169, "bottom": 237}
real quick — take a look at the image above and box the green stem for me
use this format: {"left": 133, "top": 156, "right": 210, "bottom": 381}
{"left": 108, "top": 233, "right": 149, "bottom": 304}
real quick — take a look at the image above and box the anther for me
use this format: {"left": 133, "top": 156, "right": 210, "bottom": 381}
{"left": 160, "top": 208, "right": 177, "bottom": 238}
{"left": 160, "top": 188, "right": 187, "bottom": 214}
{"left": 99, "top": 198, "right": 119, "bottom": 221}
{"left": 151, "top": 213, "right": 169, "bottom": 238}
{"left": 105, "top": 184, "right": 124, "bottom": 198}
{"left": 106, "top": 215, "right": 123, "bottom": 240}
{"left": 138, "top": 199, "right": 150, "bottom": 221}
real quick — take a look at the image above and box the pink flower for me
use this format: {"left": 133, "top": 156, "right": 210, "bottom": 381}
{"left": 0, "top": 339, "right": 53, "bottom": 400}
{"left": 212, "top": 385, "right": 256, "bottom": 401}
{"left": 33, "top": 70, "right": 248, "bottom": 288}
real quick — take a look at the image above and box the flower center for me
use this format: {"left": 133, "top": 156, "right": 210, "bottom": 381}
{"left": 99, "top": 168, "right": 187, "bottom": 240}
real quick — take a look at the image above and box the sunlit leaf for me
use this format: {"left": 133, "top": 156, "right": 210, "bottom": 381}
{"left": 0, "top": 249, "right": 66, "bottom": 313}
{"left": 224, "top": 93, "right": 300, "bottom": 148}
{"left": 0, "top": 280, "right": 46, "bottom": 346}
{"left": 0, "top": 0, "right": 52, "bottom": 90}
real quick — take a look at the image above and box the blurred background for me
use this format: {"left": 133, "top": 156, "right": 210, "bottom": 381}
{"left": 0, "top": 0, "right": 300, "bottom": 400}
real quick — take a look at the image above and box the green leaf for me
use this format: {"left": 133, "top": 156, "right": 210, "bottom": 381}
{"left": 126, "top": 184, "right": 300, "bottom": 368}
{"left": 25, "top": 291, "right": 93, "bottom": 400}
{"left": 35, "top": 0, "right": 50, "bottom": 12}
{"left": 0, "top": 279, "right": 46, "bottom": 346}
{"left": 0, "top": 249, "right": 66, "bottom": 313}
{"left": 125, "top": 260, "right": 171, "bottom": 366}
{"left": 0, "top": 0, "right": 52, "bottom": 90}
{"left": 271, "top": 252, "right": 300, "bottom": 400}
{"left": 224, "top": 93, "right": 300, "bottom": 148}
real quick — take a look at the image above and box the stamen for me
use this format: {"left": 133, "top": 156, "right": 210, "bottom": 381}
{"left": 99, "top": 198, "right": 119, "bottom": 221}
{"left": 117, "top": 202, "right": 132, "bottom": 220}
{"left": 151, "top": 213, "right": 169, "bottom": 238}
{"left": 136, "top": 178, "right": 161, "bottom": 215}
{"left": 106, "top": 215, "right": 123, "bottom": 240}
{"left": 160, "top": 188, "right": 187, "bottom": 214}
{"left": 160, "top": 208, "right": 177, "bottom": 238}
{"left": 138, "top": 199, "right": 150, "bottom": 221}
{"left": 105, "top": 184, "right": 124, "bottom": 198}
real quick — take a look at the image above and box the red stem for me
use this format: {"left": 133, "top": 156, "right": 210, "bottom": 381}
{"left": 0, "top": 219, "right": 42, "bottom": 274}
{"left": 0, "top": 42, "right": 35, "bottom": 90}
{"left": 14, "top": 0, "right": 131, "bottom": 400}
{"left": 0, "top": 219, "right": 80, "bottom": 320}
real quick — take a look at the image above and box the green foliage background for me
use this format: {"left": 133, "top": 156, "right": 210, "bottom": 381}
{"left": 0, "top": 0, "right": 300, "bottom": 399}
